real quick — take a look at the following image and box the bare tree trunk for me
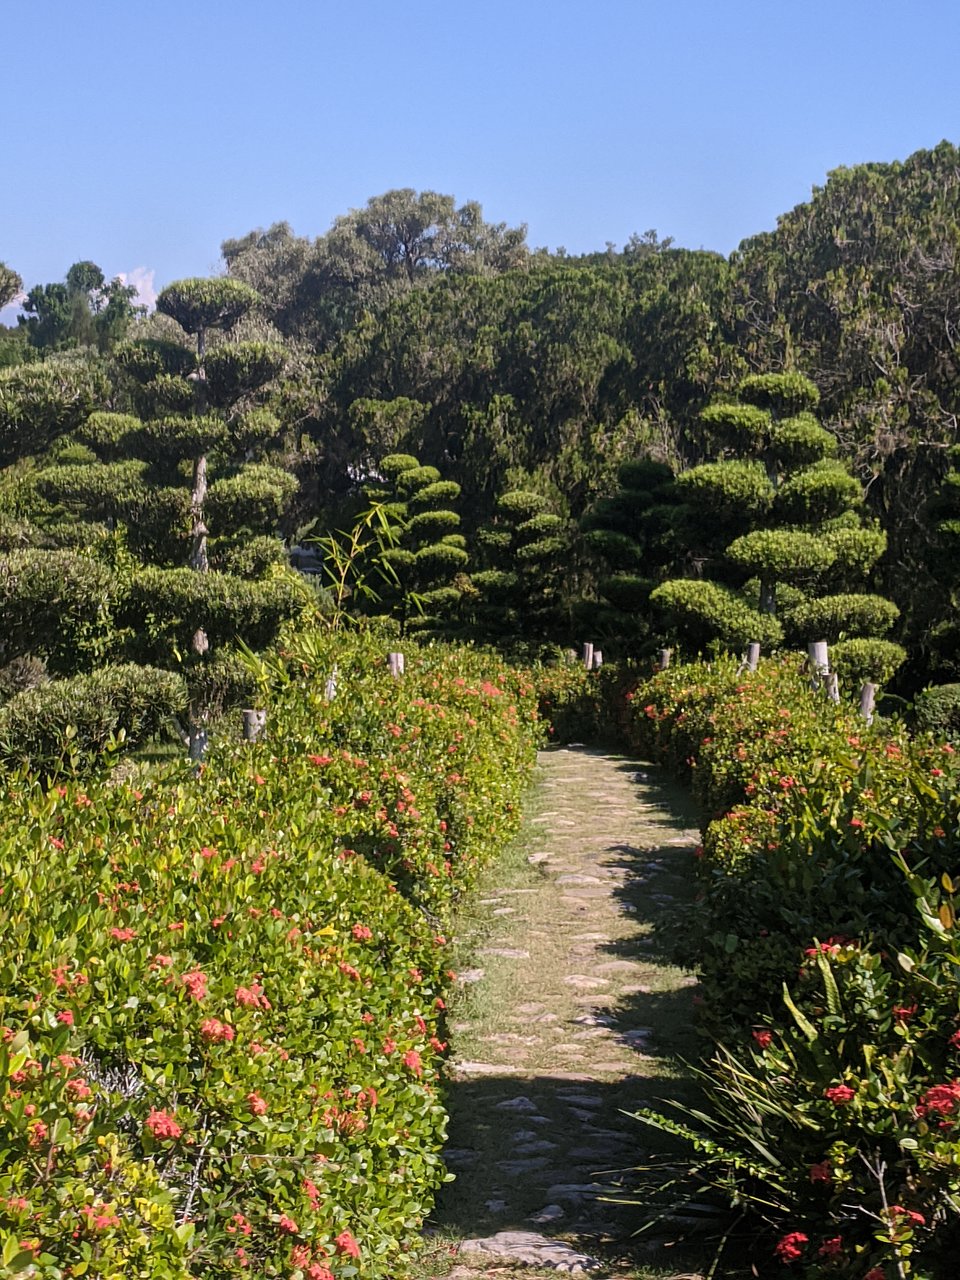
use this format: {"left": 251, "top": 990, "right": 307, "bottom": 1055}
{"left": 189, "top": 453, "right": 209, "bottom": 573}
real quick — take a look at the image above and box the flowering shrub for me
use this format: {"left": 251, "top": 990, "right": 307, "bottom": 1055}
{"left": 0, "top": 630, "right": 539, "bottom": 1277}
{"left": 626, "top": 656, "right": 960, "bottom": 1276}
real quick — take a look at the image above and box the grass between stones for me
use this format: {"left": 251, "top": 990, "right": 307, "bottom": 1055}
{"left": 410, "top": 746, "right": 713, "bottom": 1280}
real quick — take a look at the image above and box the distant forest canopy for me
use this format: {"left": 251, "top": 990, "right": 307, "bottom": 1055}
{"left": 3, "top": 145, "right": 960, "bottom": 689}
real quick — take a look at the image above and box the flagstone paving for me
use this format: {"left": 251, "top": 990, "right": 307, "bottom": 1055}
{"left": 422, "top": 746, "right": 708, "bottom": 1280}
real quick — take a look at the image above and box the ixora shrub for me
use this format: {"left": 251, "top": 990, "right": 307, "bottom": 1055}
{"left": 625, "top": 655, "right": 960, "bottom": 1276}
{"left": 0, "top": 630, "right": 539, "bottom": 1278}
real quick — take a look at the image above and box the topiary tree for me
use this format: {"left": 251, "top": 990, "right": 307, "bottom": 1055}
{"left": 650, "top": 373, "right": 904, "bottom": 680}
{"left": 579, "top": 458, "right": 679, "bottom": 654}
{"left": 363, "top": 453, "right": 467, "bottom": 635}
{"left": 470, "top": 488, "right": 571, "bottom": 649}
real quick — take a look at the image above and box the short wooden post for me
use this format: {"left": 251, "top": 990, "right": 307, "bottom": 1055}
{"left": 658, "top": 648, "right": 672, "bottom": 671}
{"left": 324, "top": 664, "right": 339, "bottom": 701}
{"left": 188, "top": 727, "right": 208, "bottom": 761}
{"left": 746, "top": 642, "right": 761, "bottom": 672}
{"left": 859, "top": 681, "right": 877, "bottom": 725}
{"left": 387, "top": 652, "right": 405, "bottom": 678}
{"left": 825, "top": 671, "right": 840, "bottom": 704}
{"left": 592, "top": 650, "right": 603, "bottom": 670}
{"left": 808, "top": 640, "right": 830, "bottom": 690}
{"left": 242, "top": 709, "right": 267, "bottom": 742}
{"left": 582, "top": 642, "right": 594, "bottom": 671}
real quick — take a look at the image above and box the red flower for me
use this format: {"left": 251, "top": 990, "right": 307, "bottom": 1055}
{"left": 809, "top": 1160, "right": 832, "bottom": 1183}
{"left": 57, "top": 1010, "right": 75, "bottom": 1026}
{"left": 235, "top": 983, "right": 270, "bottom": 1010}
{"left": 949, "top": 1029, "right": 960, "bottom": 1049}
{"left": 402, "top": 1049, "right": 423, "bottom": 1077}
{"left": 824, "top": 1083, "right": 856, "bottom": 1105}
{"left": 226, "top": 1213, "right": 252, "bottom": 1236}
{"left": 334, "top": 1230, "right": 360, "bottom": 1258}
{"left": 307, "top": 754, "right": 333, "bottom": 766}
{"left": 247, "top": 1092, "right": 268, "bottom": 1116}
{"left": 145, "top": 1109, "right": 182, "bottom": 1140}
{"left": 773, "top": 1231, "right": 808, "bottom": 1263}
{"left": 752, "top": 1029, "right": 772, "bottom": 1049}
{"left": 307, "top": 1267, "right": 334, "bottom": 1280}
{"left": 893, "top": 1004, "right": 917, "bottom": 1022}
{"left": 278, "top": 1214, "right": 298, "bottom": 1234}
{"left": 200, "top": 1018, "right": 235, "bottom": 1043}
{"left": 915, "top": 1081, "right": 960, "bottom": 1118}
{"left": 108, "top": 927, "right": 137, "bottom": 942}
{"left": 864, "top": 1269, "right": 886, "bottom": 1280}
{"left": 818, "top": 1236, "right": 843, "bottom": 1257}
{"left": 352, "top": 923, "right": 372, "bottom": 941}
{"left": 182, "top": 970, "right": 208, "bottom": 1001}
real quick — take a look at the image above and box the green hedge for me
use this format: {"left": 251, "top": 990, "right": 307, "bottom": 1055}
{"left": 0, "top": 632, "right": 539, "bottom": 1277}
{"left": 0, "top": 663, "right": 186, "bottom": 771}
{"left": 624, "top": 657, "right": 960, "bottom": 1277}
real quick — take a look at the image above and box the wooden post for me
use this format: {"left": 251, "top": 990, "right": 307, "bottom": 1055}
{"left": 658, "top": 648, "right": 672, "bottom": 671}
{"left": 746, "top": 642, "right": 761, "bottom": 672}
{"left": 324, "top": 664, "right": 338, "bottom": 701}
{"left": 859, "top": 682, "right": 877, "bottom": 724}
{"left": 564, "top": 648, "right": 578, "bottom": 666}
{"left": 582, "top": 642, "right": 594, "bottom": 671}
{"left": 808, "top": 640, "right": 829, "bottom": 690}
{"left": 387, "top": 651, "right": 405, "bottom": 678}
{"left": 592, "top": 650, "right": 603, "bottom": 670}
{"left": 825, "top": 671, "right": 840, "bottom": 704}
{"left": 188, "top": 728, "right": 208, "bottom": 762}
{"left": 242, "top": 709, "right": 267, "bottom": 742}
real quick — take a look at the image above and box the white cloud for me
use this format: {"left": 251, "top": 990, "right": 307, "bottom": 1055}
{"left": 118, "top": 266, "right": 157, "bottom": 312}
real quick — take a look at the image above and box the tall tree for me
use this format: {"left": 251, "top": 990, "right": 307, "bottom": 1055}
{"left": 19, "top": 261, "right": 142, "bottom": 354}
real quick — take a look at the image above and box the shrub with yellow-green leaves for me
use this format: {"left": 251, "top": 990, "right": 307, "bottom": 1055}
{"left": 0, "top": 631, "right": 539, "bottom": 1279}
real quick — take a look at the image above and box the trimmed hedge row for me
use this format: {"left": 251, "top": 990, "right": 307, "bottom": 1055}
{"left": 0, "top": 631, "right": 539, "bottom": 1278}
{"left": 624, "top": 657, "right": 960, "bottom": 1278}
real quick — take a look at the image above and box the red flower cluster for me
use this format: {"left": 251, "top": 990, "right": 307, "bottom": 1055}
{"left": 824, "top": 1083, "right": 856, "bottom": 1105}
{"left": 334, "top": 1230, "right": 360, "bottom": 1258}
{"left": 145, "top": 1109, "right": 182, "bottom": 1140}
{"left": 200, "top": 1017, "right": 235, "bottom": 1043}
{"left": 773, "top": 1230, "right": 808, "bottom": 1263}
{"left": 915, "top": 1080, "right": 960, "bottom": 1120}
{"left": 752, "top": 1029, "right": 772, "bottom": 1049}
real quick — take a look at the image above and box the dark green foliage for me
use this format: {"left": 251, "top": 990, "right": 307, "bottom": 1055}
{"left": 364, "top": 453, "right": 466, "bottom": 635}
{"left": 737, "top": 370, "right": 820, "bottom": 415}
{"left": 118, "top": 567, "right": 310, "bottom": 664}
{"left": 203, "top": 342, "right": 286, "bottom": 408}
{"left": 211, "top": 534, "right": 288, "bottom": 578}
{"left": 205, "top": 465, "right": 299, "bottom": 534}
{"left": 650, "top": 578, "right": 783, "bottom": 650}
{"left": 914, "top": 682, "right": 960, "bottom": 739}
{"left": 773, "top": 459, "right": 861, "bottom": 524}
{"left": 829, "top": 637, "right": 907, "bottom": 687}
{"left": 114, "top": 337, "right": 196, "bottom": 383}
{"left": 0, "top": 549, "right": 117, "bottom": 673}
{"left": 155, "top": 278, "right": 261, "bottom": 346}
{"left": 74, "top": 411, "right": 142, "bottom": 459}
{"left": 0, "top": 664, "right": 186, "bottom": 772}
{"left": 0, "top": 654, "right": 49, "bottom": 702}
{"left": 0, "top": 360, "right": 101, "bottom": 463}
{"left": 783, "top": 592, "right": 899, "bottom": 643}
{"left": 469, "top": 488, "right": 571, "bottom": 647}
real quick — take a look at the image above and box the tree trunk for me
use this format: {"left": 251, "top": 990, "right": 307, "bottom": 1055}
{"left": 189, "top": 453, "right": 209, "bottom": 573}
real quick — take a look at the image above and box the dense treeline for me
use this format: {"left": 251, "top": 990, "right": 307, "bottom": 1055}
{"left": 3, "top": 145, "right": 960, "bottom": 694}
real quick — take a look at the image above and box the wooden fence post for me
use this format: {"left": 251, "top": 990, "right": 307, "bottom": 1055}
{"left": 859, "top": 682, "right": 877, "bottom": 724}
{"left": 242, "top": 709, "right": 267, "bottom": 742}
{"left": 746, "top": 642, "right": 761, "bottom": 672}
{"left": 658, "top": 648, "right": 672, "bottom": 670}
{"left": 592, "top": 650, "right": 603, "bottom": 670}
{"left": 388, "top": 652, "right": 405, "bottom": 678}
{"left": 582, "top": 642, "right": 594, "bottom": 671}
{"left": 324, "top": 664, "right": 339, "bottom": 701}
{"left": 808, "top": 640, "right": 830, "bottom": 690}
{"left": 825, "top": 671, "right": 840, "bottom": 704}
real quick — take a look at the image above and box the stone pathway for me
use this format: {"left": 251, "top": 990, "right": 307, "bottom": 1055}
{"left": 431, "top": 747, "right": 705, "bottom": 1279}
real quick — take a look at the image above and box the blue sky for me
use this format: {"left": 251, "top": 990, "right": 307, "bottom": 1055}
{"left": 3, "top": 0, "right": 959, "bottom": 314}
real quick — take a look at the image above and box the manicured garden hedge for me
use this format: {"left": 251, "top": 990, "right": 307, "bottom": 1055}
{"left": 0, "top": 630, "right": 538, "bottom": 1278}
{"left": 624, "top": 657, "right": 960, "bottom": 1278}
